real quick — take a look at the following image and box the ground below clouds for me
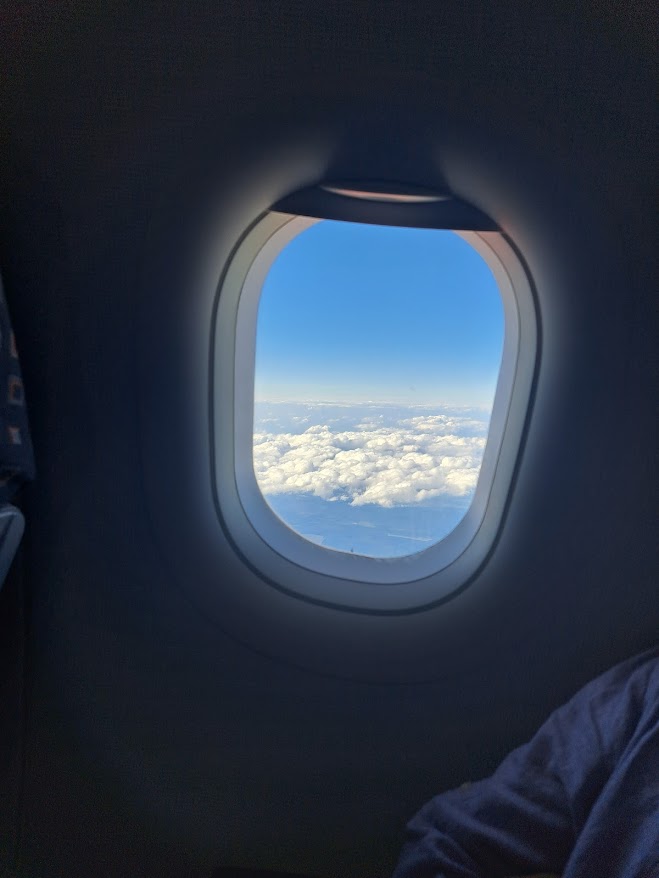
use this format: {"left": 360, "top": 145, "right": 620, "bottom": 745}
{"left": 252, "top": 402, "right": 492, "bottom": 558}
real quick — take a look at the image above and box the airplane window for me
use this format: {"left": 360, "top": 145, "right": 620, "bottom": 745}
{"left": 253, "top": 221, "right": 504, "bottom": 559}
{"left": 213, "top": 209, "right": 536, "bottom": 609}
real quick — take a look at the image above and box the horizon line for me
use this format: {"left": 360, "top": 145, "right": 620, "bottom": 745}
{"left": 254, "top": 398, "right": 493, "bottom": 410}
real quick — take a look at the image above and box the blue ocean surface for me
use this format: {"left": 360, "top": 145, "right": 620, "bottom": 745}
{"left": 263, "top": 491, "right": 471, "bottom": 558}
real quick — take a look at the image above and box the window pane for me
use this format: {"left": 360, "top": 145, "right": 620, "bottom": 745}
{"left": 253, "top": 221, "right": 504, "bottom": 559}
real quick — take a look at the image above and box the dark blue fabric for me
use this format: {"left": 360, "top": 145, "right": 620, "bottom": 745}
{"left": 0, "top": 277, "right": 34, "bottom": 502}
{"left": 393, "top": 648, "right": 659, "bottom": 878}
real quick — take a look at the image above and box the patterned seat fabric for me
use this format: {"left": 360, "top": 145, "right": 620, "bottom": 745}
{"left": 0, "top": 275, "right": 35, "bottom": 502}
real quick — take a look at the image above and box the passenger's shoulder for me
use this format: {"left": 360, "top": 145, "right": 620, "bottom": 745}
{"left": 565, "top": 646, "right": 659, "bottom": 728}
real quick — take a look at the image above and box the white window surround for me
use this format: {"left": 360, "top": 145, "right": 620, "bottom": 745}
{"left": 212, "top": 210, "right": 537, "bottom": 612}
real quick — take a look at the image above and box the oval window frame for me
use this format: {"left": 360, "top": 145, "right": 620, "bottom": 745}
{"left": 212, "top": 210, "right": 537, "bottom": 612}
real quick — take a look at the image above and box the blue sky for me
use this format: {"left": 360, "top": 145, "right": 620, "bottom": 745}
{"left": 254, "top": 220, "right": 504, "bottom": 407}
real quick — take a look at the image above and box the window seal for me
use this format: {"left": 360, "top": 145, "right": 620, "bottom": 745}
{"left": 211, "top": 211, "right": 537, "bottom": 612}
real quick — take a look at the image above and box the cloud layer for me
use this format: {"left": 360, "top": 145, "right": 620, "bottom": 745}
{"left": 253, "top": 410, "right": 488, "bottom": 507}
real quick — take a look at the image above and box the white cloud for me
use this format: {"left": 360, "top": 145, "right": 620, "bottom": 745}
{"left": 253, "top": 411, "right": 488, "bottom": 508}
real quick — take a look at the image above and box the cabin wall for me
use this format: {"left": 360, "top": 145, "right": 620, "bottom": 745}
{"left": 0, "top": 4, "right": 656, "bottom": 877}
